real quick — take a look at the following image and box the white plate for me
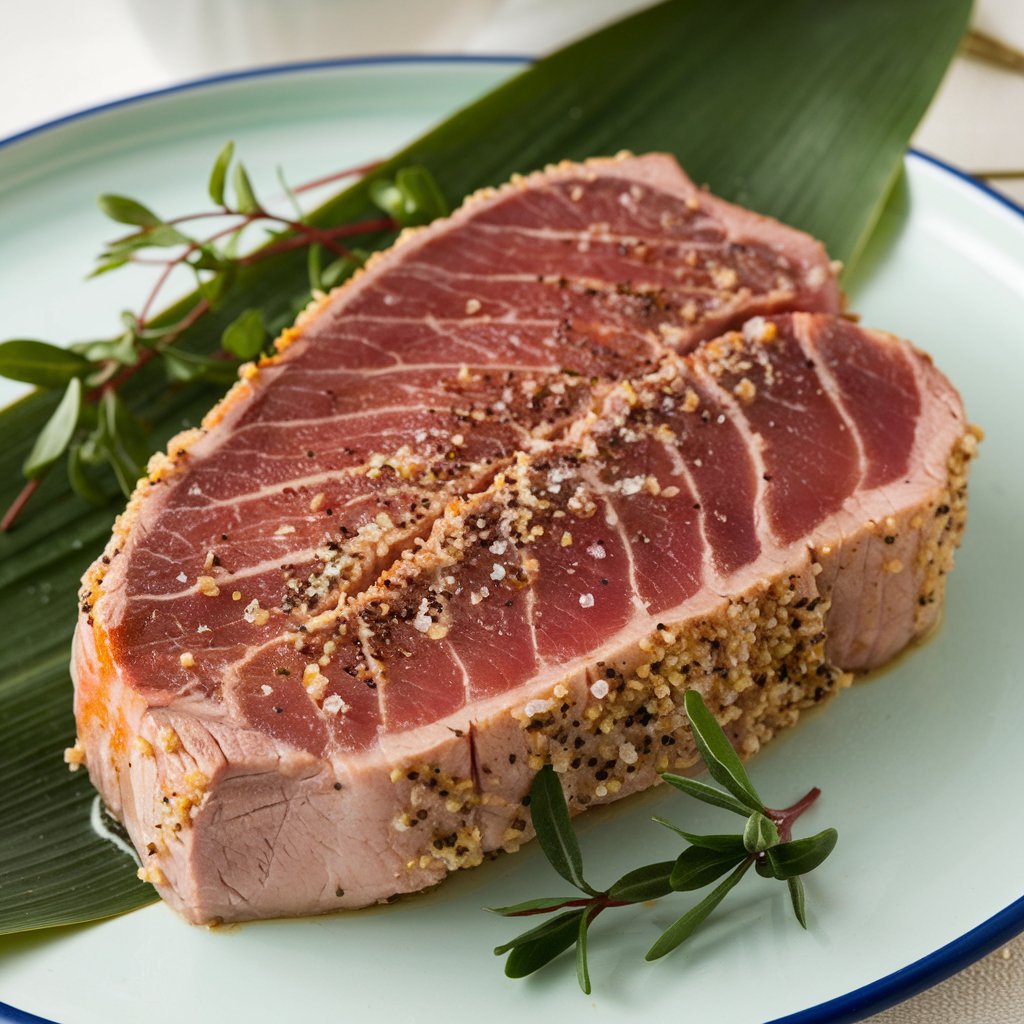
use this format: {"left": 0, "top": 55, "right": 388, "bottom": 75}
{"left": 1, "top": 57, "right": 1022, "bottom": 1024}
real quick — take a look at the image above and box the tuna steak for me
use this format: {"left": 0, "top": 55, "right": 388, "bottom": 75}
{"left": 71, "top": 155, "right": 974, "bottom": 924}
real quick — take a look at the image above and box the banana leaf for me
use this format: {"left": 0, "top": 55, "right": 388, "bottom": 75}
{"left": 0, "top": 0, "right": 971, "bottom": 935}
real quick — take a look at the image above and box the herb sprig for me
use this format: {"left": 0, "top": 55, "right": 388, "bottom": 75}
{"left": 0, "top": 145, "right": 448, "bottom": 531}
{"left": 490, "top": 690, "right": 838, "bottom": 992}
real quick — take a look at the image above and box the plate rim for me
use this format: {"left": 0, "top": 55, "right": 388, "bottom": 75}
{"left": 1, "top": 53, "right": 1021, "bottom": 1024}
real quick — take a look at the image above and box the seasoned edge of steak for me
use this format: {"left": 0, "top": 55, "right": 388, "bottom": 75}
{"left": 70, "top": 156, "right": 976, "bottom": 924}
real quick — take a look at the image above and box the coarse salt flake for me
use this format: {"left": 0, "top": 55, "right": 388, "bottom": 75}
{"left": 412, "top": 597, "right": 433, "bottom": 633}
{"left": 590, "top": 680, "right": 609, "bottom": 699}
{"left": 524, "top": 699, "right": 553, "bottom": 717}
{"left": 586, "top": 542, "right": 606, "bottom": 560}
{"left": 175, "top": 571, "right": 188, "bottom": 584}
{"left": 323, "top": 694, "right": 349, "bottom": 716}
{"left": 579, "top": 593, "right": 595, "bottom": 609}
{"left": 490, "top": 563, "right": 507, "bottom": 581}
{"left": 260, "top": 684, "right": 273, "bottom": 696}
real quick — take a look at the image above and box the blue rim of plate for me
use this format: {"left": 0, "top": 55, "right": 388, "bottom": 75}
{"left": 0, "top": 53, "right": 1022, "bottom": 1024}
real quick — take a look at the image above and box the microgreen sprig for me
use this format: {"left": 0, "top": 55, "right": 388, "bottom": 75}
{"left": 490, "top": 689, "right": 838, "bottom": 991}
{"left": 0, "top": 144, "right": 449, "bottom": 531}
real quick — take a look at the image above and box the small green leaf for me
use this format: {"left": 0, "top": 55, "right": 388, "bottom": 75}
{"left": 608, "top": 861, "right": 675, "bottom": 902}
{"left": 684, "top": 690, "right": 764, "bottom": 813}
{"left": 97, "top": 194, "right": 161, "bottom": 227}
{"left": 276, "top": 164, "right": 304, "bottom": 220}
{"left": 529, "top": 765, "right": 597, "bottom": 896}
{"left": 369, "top": 165, "right": 448, "bottom": 227}
{"left": 221, "top": 308, "right": 266, "bottom": 361}
{"left": 0, "top": 340, "right": 92, "bottom": 388}
{"left": 652, "top": 817, "right": 748, "bottom": 851}
{"left": 787, "top": 876, "right": 807, "bottom": 928}
{"left": 233, "top": 162, "right": 261, "bottom": 215}
{"left": 576, "top": 905, "right": 594, "bottom": 995}
{"left": 646, "top": 859, "right": 752, "bottom": 961}
{"left": 496, "top": 906, "right": 583, "bottom": 956}
{"left": 103, "top": 224, "right": 189, "bottom": 252}
{"left": 67, "top": 442, "right": 109, "bottom": 505}
{"left": 23, "top": 378, "right": 82, "bottom": 478}
{"left": 743, "top": 812, "right": 780, "bottom": 854}
{"left": 660, "top": 774, "right": 754, "bottom": 817}
{"left": 96, "top": 391, "right": 149, "bottom": 496}
{"left": 765, "top": 828, "right": 838, "bottom": 880}
{"left": 395, "top": 165, "right": 449, "bottom": 222}
{"left": 503, "top": 911, "right": 584, "bottom": 979}
{"left": 70, "top": 333, "right": 138, "bottom": 367}
{"left": 307, "top": 243, "right": 324, "bottom": 293}
{"left": 208, "top": 140, "right": 234, "bottom": 205}
{"left": 486, "top": 897, "right": 576, "bottom": 917}
{"left": 670, "top": 845, "right": 749, "bottom": 892}
{"left": 161, "top": 349, "right": 239, "bottom": 386}
{"left": 87, "top": 255, "right": 129, "bottom": 279}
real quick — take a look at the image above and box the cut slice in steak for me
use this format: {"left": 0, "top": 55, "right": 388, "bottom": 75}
{"left": 70, "top": 156, "right": 975, "bottom": 925}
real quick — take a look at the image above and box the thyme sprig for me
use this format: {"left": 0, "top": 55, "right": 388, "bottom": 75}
{"left": 0, "top": 144, "right": 448, "bottom": 531}
{"left": 491, "top": 690, "right": 838, "bottom": 992}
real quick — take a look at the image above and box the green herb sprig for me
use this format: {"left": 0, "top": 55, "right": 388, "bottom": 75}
{"left": 0, "top": 145, "right": 448, "bottom": 531}
{"left": 490, "top": 690, "right": 838, "bottom": 992}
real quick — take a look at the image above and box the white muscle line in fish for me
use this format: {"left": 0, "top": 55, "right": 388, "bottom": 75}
{"left": 692, "top": 362, "right": 777, "bottom": 548}
{"left": 447, "top": 644, "right": 473, "bottom": 706}
{"left": 468, "top": 221, "right": 725, "bottom": 249}
{"left": 184, "top": 465, "right": 371, "bottom": 512}
{"left": 792, "top": 319, "right": 868, "bottom": 489}
{"left": 589, "top": 477, "right": 646, "bottom": 616}
{"left": 228, "top": 403, "right": 451, "bottom": 437}
{"left": 355, "top": 615, "right": 389, "bottom": 729}
{"left": 336, "top": 313, "right": 564, "bottom": 329}
{"left": 654, "top": 428, "right": 721, "bottom": 593}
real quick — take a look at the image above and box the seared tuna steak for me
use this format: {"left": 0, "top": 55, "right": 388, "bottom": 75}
{"left": 71, "top": 156, "right": 974, "bottom": 923}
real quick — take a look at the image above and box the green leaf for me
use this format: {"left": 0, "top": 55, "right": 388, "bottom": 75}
{"left": 743, "top": 812, "right": 780, "bottom": 854}
{"left": 652, "top": 817, "right": 749, "bottom": 851}
{"left": 208, "top": 140, "right": 234, "bottom": 205}
{"left": 684, "top": 690, "right": 763, "bottom": 813}
{"left": 486, "top": 896, "right": 577, "bottom": 916}
{"left": 647, "top": 859, "right": 752, "bottom": 961}
{"left": 23, "top": 378, "right": 82, "bottom": 478}
{"left": 765, "top": 828, "right": 839, "bottom": 880}
{"left": 369, "top": 165, "right": 447, "bottom": 227}
{"left": 67, "top": 442, "right": 110, "bottom": 505}
{"left": 497, "top": 913, "right": 585, "bottom": 966}
{"left": 787, "top": 876, "right": 807, "bottom": 929}
{"left": 607, "top": 861, "right": 675, "bottom": 902}
{"left": 528, "top": 765, "right": 597, "bottom": 896}
{"left": 660, "top": 773, "right": 754, "bottom": 817}
{"left": 96, "top": 391, "right": 148, "bottom": 496}
{"left": 0, "top": 340, "right": 93, "bottom": 389}
{"left": 221, "top": 308, "right": 266, "bottom": 361}
{"left": 576, "top": 905, "right": 594, "bottom": 994}
{"left": 96, "top": 194, "right": 161, "bottom": 227}
{"left": 670, "top": 845, "right": 749, "bottom": 892}
{"left": 70, "top": 333, "right": 138, "bottom": 367}
{"left": 233, "top": 162, "right": 261, "bottom": 215}
{"left": 102, "top": 224, "right": 189, "bottom": 253}
{"left": 161, "top": 349, "right": 240, "bottom": 386}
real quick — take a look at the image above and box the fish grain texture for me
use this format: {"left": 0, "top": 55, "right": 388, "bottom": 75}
{"left": 71, "top": 154, "right": 975, "bottom": 923}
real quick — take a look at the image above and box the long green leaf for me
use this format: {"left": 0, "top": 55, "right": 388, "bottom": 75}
{"left": 500, "top": 910, "right": 584, "bottom": 976}
{"left": 646, "top": 859, "right": 752, "bottom": 961}
{"left": 765, "top": 828, "right": 839, "bottom": 880}
{"left": 660, "top": 774, "right": 753, "bottom": 817}
{"left": 528, "top": 765, "right": 596, "bottom": 895}
{"left": 684, "top": 689, "right": 763, "bottom": 813}
{"left": 0, "top": 0, "right": 968, "bottom": 936}
{"left": 670, "top": 845, "right": 749, "bottom": 892}
{"left": 0, "top": 340, "right": 92, "bottom": 388}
